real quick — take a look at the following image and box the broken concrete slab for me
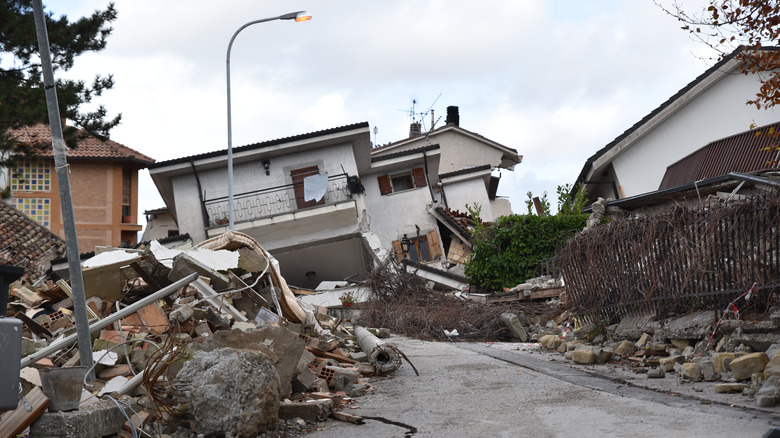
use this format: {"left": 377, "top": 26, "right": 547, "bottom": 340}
{"left": 176, "top": 348, "right": 280, "bottom": 437}
{"left": 30, "top": 397, "right": 134, "bottom": 438}
{"left": 500, "top": 313, "right": 529, "bottom": 342}
{"left": 656, "top": 311, "right": 715, "bottom": 340}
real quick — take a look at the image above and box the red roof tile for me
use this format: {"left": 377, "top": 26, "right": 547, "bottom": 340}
{"left": 8, "top": 124, "right": 155, "bottom": 165}
{"left": 0, "top": 199, "right": 66, "bottom": 280}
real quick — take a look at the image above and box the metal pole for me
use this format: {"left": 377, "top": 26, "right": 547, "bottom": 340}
{"left": 31, "top": 0, "right": 96, "bottom": 380}
{"left": 21, "top": 273, "right": 198, "bottom": 368}
{"left": 226, "top": 12, "right": 310, "bottom": 230}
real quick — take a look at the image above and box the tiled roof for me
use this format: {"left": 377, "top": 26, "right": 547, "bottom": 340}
{"left": 150, "top": 122, "right": 370, "bottom": 168}
{"left": 370, "top": 144, "right": 440, "bottom": 163}
{"left": 9, "top": 124, "right": 155, "bottom": 165}
{"left": 0, "top": 199, "right": 66, "bottom": 280}
{"left": 659, "top": 121, "right": 780, "bottom": 189}
{"left": 439, "top": 164, "right": 492, "bottom": 179}
{"left": 434, "top": 207, "right": 487, "bottom": 240}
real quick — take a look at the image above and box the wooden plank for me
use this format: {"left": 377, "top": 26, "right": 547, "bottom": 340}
{"left": 304, "top": 346, "right": 358, "bottom": 364}
{"left": 0, "top": 387, "right": 49, "bottom": 437}
{"left": 331, "top": 411, "right": 364, "bottom": 424}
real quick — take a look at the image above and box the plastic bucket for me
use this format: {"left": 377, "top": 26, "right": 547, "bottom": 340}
{"left": 39, "top": 366, "right": 86, "bottom": 412}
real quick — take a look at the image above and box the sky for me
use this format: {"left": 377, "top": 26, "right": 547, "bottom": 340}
{"left": 52, "top": 0, "right": 720, "bottom": 226}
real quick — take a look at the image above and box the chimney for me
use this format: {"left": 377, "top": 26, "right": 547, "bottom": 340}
{"left": 409, "top": 122, "right": 422, "bottom": 137}
{"left": 446, "top": 106, "right": 459, "bottom": 126}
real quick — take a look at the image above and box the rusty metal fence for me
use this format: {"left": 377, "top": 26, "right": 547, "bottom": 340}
{"left": 560, "top": 193, "right": 780, "bottom": 323}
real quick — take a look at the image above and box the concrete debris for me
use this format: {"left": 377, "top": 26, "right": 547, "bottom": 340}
{"left": 2, "top": 231, "right": 412, "bottom": 436}
{"left": 534, "top": 306, "right": 780, "bottom": 410}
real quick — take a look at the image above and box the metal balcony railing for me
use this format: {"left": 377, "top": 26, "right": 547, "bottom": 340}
{"left": 203, "top": 173, "right": 353, "bottom": 227}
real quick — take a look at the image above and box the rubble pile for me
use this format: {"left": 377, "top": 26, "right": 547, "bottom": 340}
{"left": 0, "top": 231, "right": 410, "bottom": 437}
{"left": 533, "top": 309, "right": 780, "bottom": 408}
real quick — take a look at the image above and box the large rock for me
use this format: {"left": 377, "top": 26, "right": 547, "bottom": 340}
{"left": 177, "top": 348, "right": 280, "bottom": 437}
{"left": 500, "top": 313, "right": 529, "bottom": 342}
{"left": 713, "top": 352, "right": 744, "bottom": 374}
{"left": 615, "top": 340, "right": 636, "bottom": 356}
{"left": 196, "top": 326, "right": 304, "bottom": 398}
{"left": 730, "top": 352, "right": 769, "bottom": 381}
{"left": 30, "top": 398, "right": 132, "bottom": 438}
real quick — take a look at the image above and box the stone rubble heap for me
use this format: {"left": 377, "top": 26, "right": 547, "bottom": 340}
{"left": 0, "top": 231, "right": 405, "bottom": 438}
{"left": 528, "top": 310, "right": 780, "bottom": 409}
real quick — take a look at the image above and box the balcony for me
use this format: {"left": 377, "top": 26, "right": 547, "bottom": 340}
{"left": 204, "top": 173, "right": 355, "bottom": 227}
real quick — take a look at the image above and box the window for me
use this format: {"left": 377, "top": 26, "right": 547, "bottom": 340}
{"left": 291, "top": 166, "right": 325, "bottom": 210}
{"left": 378, "top": 167, "right": 427, "bottom": 195}
{"left": 11, "top": 159, "right": 50, "bottom": 192}
{"left": 393, "top": 229, "right": 442, "bottom": 262}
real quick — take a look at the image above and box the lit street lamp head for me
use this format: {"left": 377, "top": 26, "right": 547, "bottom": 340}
{"left": 280, "top": 11, "right": 312, "bottom": 22}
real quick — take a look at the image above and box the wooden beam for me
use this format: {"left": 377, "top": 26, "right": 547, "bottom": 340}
{"left": 0, "top": 387, "right": 49, "bottom": 437}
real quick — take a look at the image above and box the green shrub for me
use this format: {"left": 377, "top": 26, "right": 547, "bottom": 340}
{"left": 465, "top": 213, "right": 587, "bottom": 291}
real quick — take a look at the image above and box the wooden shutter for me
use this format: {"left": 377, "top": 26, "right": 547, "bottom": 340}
{"left": 412, "top": 167, "right": 427, "bottom": 188}
{"left": 290, "top": 166, "right": 324, "bottom": 209}
{"left": 392, "top": 239, "right": 404, "bottom": 262}
{"left": 378, "top": 174, "right": 392, "bottom": 195}
{"left": 427, "top": 229, "right": 442, "bottom": 259}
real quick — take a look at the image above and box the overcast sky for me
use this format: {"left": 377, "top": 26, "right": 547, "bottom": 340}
{"left": 53, "top": 0, "right": 721, "bottom": 224}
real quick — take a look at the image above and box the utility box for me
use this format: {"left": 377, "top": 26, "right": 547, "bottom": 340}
{"left": 0, "top": 265, "right": 25, "bottom": 410}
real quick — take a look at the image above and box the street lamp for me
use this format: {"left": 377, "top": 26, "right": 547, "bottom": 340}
{"left": 226, "top": 11, "right": 311, "bottom": 230}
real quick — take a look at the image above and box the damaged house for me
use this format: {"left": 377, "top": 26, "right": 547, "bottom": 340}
{"left": 573, "top": 46, "right": 780, "bottom": 204}
{"left": 148, "top": 106, "right": 522, "bottom": 289}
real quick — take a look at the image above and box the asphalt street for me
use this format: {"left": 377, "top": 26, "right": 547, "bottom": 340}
{"left": 309, "top": 336, "right": 779, "bottom": 438}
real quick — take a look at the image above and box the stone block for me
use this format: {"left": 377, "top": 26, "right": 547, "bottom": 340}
{"left": 647, "top": 367, "right": 665, "bottom": 378}
{"left": 713, "top": 352, "right": 742, "bottom": 374}
{"left": 557, "top": 341, "right": 568, "bottom": 353}
{"left": 730, "top": 352, "right": 769, "bottom": 381}
{"left": 169, "top": 253, "right": 230, "bottom": 290}
{"left": 564, "top": 351, "right": 574, "bottom": 361}
{"left": 714, "top": 383, "right": 747, "bottom": 393}
{"left": 292, "top": 367, "right": 318, "bottom": 393}
{"left": 573, "top": 349, "right": 596, "bottom": 365}
{"left": 681, "top": 363, "right": 703, "bottom": 381}
{"left": 615, "top": 340, "right": 636, "bottom": 356}
{"left": 279, "top": 400, "right": 331, "bottom": 422}
{"left": 765, "top": 356, "right": 780, "bottom": 377}
{"left": 698, "top": 359, "right": 717, "bottom": 381}
{"left": 615, "top": 313, "right": 658, "bottom": 340}
{"left": 30, "top": 398, "right": 130, "bottom": 438}
{"left": 659, "top": 355, "right": 685, "bottom": 372}
{"left": 635, "top": 333, "right": 650, "bottom": 349}
{"left": 757, "top": 395, "right": 776, "bottom": 408}
{"left": 500, "top": 313, "right": 529, "bottom": 342}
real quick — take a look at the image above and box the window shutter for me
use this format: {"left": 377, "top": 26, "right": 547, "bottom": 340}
{"left": 427, "top": 229, "right": 442, "bottom": 259}
{"left": 392, "top": 239, "right": 404, "bottom": 262}
{"left": 378, "top": 174, "right": 392, "bottom": 195}
{"left": 412, "top": 167, "right": 427, "bottom": 188}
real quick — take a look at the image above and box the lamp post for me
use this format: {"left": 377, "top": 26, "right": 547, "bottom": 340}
{"left": 226, "top": 11, "right": 311, "bottom": 230}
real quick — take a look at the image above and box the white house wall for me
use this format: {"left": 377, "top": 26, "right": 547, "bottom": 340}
{"left": 362, "top": 172, "right": 439, "bottom": 251}
{"left": 171, "top": 142, "right": 363, "bottom": 245}
{"left": 443, "top": 178, "right": 494, "bottom": 221}
{"left": 610, "top": 72, "right": 779, "bottom": 197}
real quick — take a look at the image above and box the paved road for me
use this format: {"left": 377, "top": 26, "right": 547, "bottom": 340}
{"left": 309, "top": 336, "right": 778, "bottom": 438}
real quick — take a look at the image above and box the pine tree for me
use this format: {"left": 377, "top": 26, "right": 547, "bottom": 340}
{"left": 0, "top": 1, "right": 120, "bottom": 166}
